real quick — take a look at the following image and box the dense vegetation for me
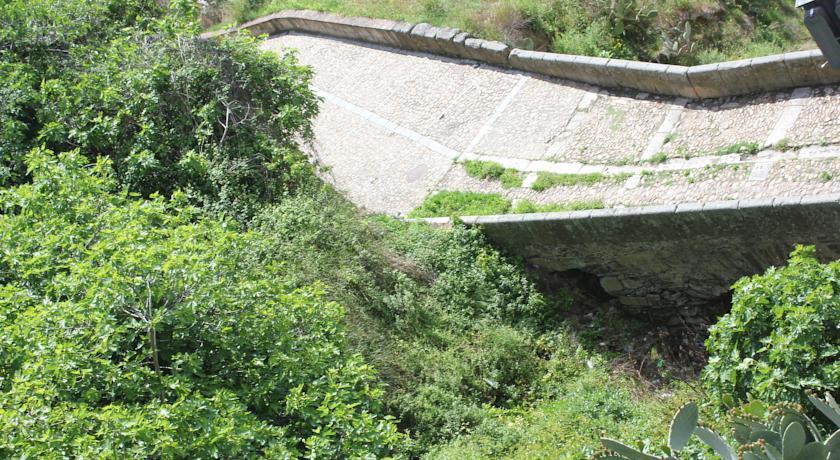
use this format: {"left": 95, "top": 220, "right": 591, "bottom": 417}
{"left": 704, "top": 246, "right": 839, "bottom": 407}
{"left": 1, "top": 0, "right": 837, "bottom": 458}
{"left": 203, "top": 0, "right": 813, "bottom": 65}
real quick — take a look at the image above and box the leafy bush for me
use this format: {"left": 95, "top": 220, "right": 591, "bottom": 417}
{"left": 0, "top": 151, "right": 403, "bottom": 457}
{"left": 703, "top": 246, "right": 840, "bottom": 406}
{"left": 1, "top": 0, "right": 319, "bottom": 221}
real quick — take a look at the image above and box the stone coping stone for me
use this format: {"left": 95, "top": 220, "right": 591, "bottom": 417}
{"left": 417, "top": 195, "right": 840, "bottom": 244}
{"left": 204, "top": 9, "right": 837, "bottom": 99}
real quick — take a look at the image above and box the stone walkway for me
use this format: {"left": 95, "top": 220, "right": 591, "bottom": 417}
{"left": 261, "top": 33, "right": 840, "bottom": 216}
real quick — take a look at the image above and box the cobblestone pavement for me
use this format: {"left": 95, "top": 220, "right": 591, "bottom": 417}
{"left": 262, "top": 33, "right": 840, "bottom": 215}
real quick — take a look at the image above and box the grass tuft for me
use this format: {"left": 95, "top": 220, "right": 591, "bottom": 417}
{"left": 464, "top": 160, "right": 523, "bottom": 189}
{"left": 408, "top": 191, "right": 511, "bottom": 217}
{"left": 511, "top": 199, "right": 605, "bottom": 214}
{"left": 409, "top": 192, "right": 606, "bottom": 217}
{"left": 715, "top": 141, "right": 760, "bottom": 156}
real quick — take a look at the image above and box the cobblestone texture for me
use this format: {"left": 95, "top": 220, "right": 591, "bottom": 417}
{"left": 261, "top": 33, "right": 840, "bottom": 215}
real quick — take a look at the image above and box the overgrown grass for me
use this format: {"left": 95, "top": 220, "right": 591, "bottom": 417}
{"left": 530, "top": 171, "right": 630, "bottom": 191}
{"left": 205, "top": 0, "right": 812, "bottom": 65}
{"left": 512, "top": 198, "right": 605, "bottom": 213}
{"left": 257, "top": 188, "right": 709, "bottom": 457}
{"left": 463, "top": 160, "right": 523, "bottom": 189}
{"left": 714, "top": 141, "right": 760, "bottom": 156}
{"left": 427, "top": 369, "right": 705, "bottom": 459}
{"left": 408, "top": 191, "right": 512, "bottom": 217}
{"left": 409, "top": 191, "right": 607, "bottom": 217}
{"left": 646, "top": 152, "right": 668, "bottom": 164}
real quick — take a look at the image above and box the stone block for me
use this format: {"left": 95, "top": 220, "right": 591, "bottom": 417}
{"left": 540, "top": 53, "right": 582, "bottom": 82}
{"left": 432, "top": 27, "right": 461, "bottom": 57}
{"left": 409, "top": 23, "right": 438, "bottom": 53}
{"left": 390, "top": 21, "right": 416, "bottom": 49}
{"left": 784, "top": 50, "right": 824, "bottom": 87}
{"left": 608, "top": 59, "right": 670, "bottom": 95}
{"left": 716, "top": 58, "right": 760, "bottom": 97}
{"left": 811, "top": 50, "right": 840, "bottom": 85}
{"left": 572, "top": 55, "right": 617, "bottom": 88}
{"left": 600, "top": 276, "right": 625, "bottom": 295}
{"left": 358, "top": 17, "right": 405, "bottom": 47}
{"left": 663, "top": 65, "right": 698, "bottom": 99}
{"left": 420, "top": 25, "right": 447, "bottom": 54}
{"left": 295, "top": 10, "right": 331, "bottom": 35}
{"left": 267, "top": 13, "right": 296, "bottom": 33}
{"left": 463, "top": 38, "right": 485, "bottom": 61}
{"left": 687, "top": 63, "right": 725, "bottom": 99}
{"left": 750, "top": 54, "right": 795, "bottom": 93}
{"left": 478, "top": 40, "right": 511, "bottom": 67}
{"left": 509, "top": 49, "right": 541, "bottom": 73}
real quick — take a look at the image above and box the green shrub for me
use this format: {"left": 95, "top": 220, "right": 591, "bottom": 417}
{"left": 408, "top": 191, "right": 512, "bottom": 217}
{"left": 1, "top": 0, "right": 319, "bottom": 222}
{"left": 252, "top": 195, "right": 557, "bottom": 450}
{"left": 703, "top": 246, "right": 840, "bottom": 407}
{"left": 0, "top": 151, "right": 403, "bottom": 457}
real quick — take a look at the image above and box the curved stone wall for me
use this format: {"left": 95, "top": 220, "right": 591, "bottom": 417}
{"left": 421, "top": 194, "right": 840, "bottom": 314}
{"left": 203, "top": 9, "right": 840, "bottom": 99}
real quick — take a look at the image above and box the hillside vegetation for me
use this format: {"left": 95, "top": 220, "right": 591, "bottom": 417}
{"left": 1, "top": 0, "right": 836, "bottom": 458}
{"left": 204, "top": 0, "right": 813, "bottom": 65}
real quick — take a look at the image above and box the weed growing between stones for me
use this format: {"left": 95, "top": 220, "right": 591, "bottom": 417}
{"left": 463, "top": 160, "right": 523, "bottom": 189}
{"left": 408, "top": 191, "right": 607, "bottom": 217}
{"left": 647, "top": 152, "right": 669, "bottom": 164}
{"left": 715, "top": 141, "right": 760, "bottom": 156}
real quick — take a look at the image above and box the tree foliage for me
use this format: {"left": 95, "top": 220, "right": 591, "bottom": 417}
{"left": 0, "top": 151, "right": 402, "bottom": 457}
{"left": 1, "top": 0, "right": 319, "bottom": 222}
{"left": 703, "top": 246, "right": 840, "bottom": 406}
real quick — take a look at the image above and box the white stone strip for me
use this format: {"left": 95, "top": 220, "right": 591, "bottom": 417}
{"left": 467, "top": 144, "right": 840, "bottom": 176}
{"left": 764, "top": 87, "right": 812, "bottom": 148}
{"left": 748, "top": 161, "right": 774, "bottom": 181}
{"left": 642, "top": 98, "right": 688, "bottom": 160}
{"left": 624, "top": 173, "right": 642, "bottom": 189}
{"left": 463, "top": 75, "right": 530, "bottom": 154}
{"left": 314, "top": 87, "right": 461, "bottom": 159}
{"left": 544, "top": 91, "right": 601, "bottom": 159}
{"left": 521, "top": 172, "right": 539, "bottom": 189}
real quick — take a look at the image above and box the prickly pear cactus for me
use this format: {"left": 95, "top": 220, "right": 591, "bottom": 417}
{"left": 595, "top": 393, "right": 840, "bottom": 460}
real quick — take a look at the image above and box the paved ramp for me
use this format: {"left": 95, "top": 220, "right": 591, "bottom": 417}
{"left": 262, "top": 33, "right": 840, "bottom": 216}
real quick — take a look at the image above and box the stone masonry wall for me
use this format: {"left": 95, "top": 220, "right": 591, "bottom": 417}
{"left": 203, "top": 10, "right": 840, "bottom": 99}
{"left": 423, "top": 195, "right": 840, "bottom": 315}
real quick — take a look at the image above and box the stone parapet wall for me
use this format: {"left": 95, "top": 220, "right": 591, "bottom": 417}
{"left": 203, "top": 10, "right": 840, "bottom": 99}
{"left": 421, "top": 195, "right": 840, "bottom": 313}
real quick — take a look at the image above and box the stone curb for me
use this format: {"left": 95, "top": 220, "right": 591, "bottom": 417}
{"left": 202, "top": 10, "right": 840, "bottom": 99}
{"left": 415, "top": 194, "right": 840, "bottom": 231}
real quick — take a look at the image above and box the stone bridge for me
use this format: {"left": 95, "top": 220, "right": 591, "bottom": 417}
{"left": 213, "top": 12, "right": 840, "bottom": 311}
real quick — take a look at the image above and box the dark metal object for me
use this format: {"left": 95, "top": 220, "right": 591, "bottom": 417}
{"left": 797, "top": 0, "right": 840, "bottom": 68}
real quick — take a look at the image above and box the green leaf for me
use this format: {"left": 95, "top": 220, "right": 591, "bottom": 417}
{"left": 694, "top": 426, "right": 735, "bottom": 460}
{"left": 783, "top": 421, "right": 806, "bottom": 459}
{"left": 668, "top": 402, "right": 698, "bottom": 452}
{"left": 600, "top": 438, "right": 660, "bottom": 460}
{"left": 751, "top": 429, "right": 782, "bottom": 450}
{"left": 796, "top": 442, "right": 827, "bottom": 460}
{"left": 809, "top": 394, "right": 840, "bottom": 428}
